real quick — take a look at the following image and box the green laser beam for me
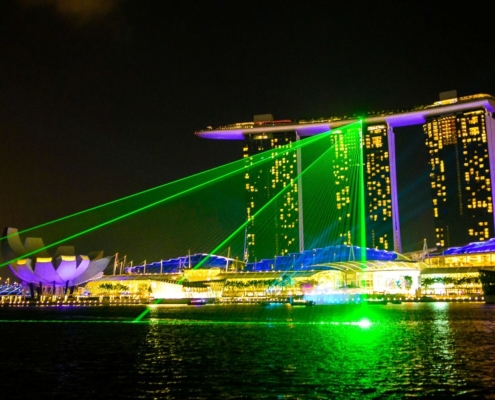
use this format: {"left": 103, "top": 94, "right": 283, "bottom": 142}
{"left": 1, "top": 136, "right": 326, "bottom": 268}
{"left": 176, "top": 122, "right": 362, "bottom": 276}
{"left": 134, "top": 130, "right": 339, "bottom": 322}
{"left": 181, "top": 130, "right": 338, "bottom": 273}
{"left": 1, "top": 133, "right": 321, "bottom": 243}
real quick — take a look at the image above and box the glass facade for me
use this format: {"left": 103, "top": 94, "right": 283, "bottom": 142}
{"left": 242, "top": 123, "right": 396, "bottom": 259}
{"left": 424, "top": 109, "right": 494, "bottom": 248}
{"left": 243, "top": 131, "right": 300, "bottom": 263}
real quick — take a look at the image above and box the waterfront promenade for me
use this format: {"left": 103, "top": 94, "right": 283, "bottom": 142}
{"left": 0, "top": 292, "right": 488, "bottom": 308}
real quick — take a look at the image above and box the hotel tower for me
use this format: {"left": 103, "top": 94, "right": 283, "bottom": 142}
{"left": 242, "top": 114, "right": 301, "bottom": 263}
{"left": 196, "top": 92, "right": 495, "bottom": 257}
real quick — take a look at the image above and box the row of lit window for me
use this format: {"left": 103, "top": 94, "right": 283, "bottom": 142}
{"left": 468, "top": 228, "right": 490, "bottom": 239}
{"left": 368, "top": 211, "right": 392, "bottom": 221}
{"left": 370, "top": 199, "right": 391, "bottom": 207}
{"left": 460, "top": 136, "right": 483, "bottom": 144}
{"left": 365, "top": 137, "right": 384, "bottom": 148}
{"left": 464, "top": 173, "right": 490, "bottom": 184}
{"left": 279, "top": 222, "right": 297, "bottom": 231}
{"left": 367, "top": 178, "right": 390, "bottom": 186}
{"left": 365, "top": 158, "right": 386, "bottom": 168}
{"left": 368, "top": 194, "right": 391, "bottom": 205}
{"left": 465, "top": 185, "right": 491, "bottom": 194}
{"left": 466, "top": 200, "right": 491, "bottom": 209}
{"left": 366, "top": 167, "right": 391, "bottom": 177}
{"left": 464, "top": 153, "right": 488, "bottom": 162}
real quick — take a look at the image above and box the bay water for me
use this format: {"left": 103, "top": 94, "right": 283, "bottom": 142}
{"left": 0, "top": 302, "right": 494, "bottom": 399}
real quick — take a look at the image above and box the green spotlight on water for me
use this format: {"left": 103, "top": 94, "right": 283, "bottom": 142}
{"left": 357, "top": 318, "right": 372, "bottom": 328}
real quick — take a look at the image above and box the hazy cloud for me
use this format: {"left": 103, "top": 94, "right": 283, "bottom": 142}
{"left": 18, "top": 0, "right": 119, "bottom": 25}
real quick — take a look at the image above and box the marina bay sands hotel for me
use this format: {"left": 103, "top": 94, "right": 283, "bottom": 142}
{"left": 195, "top": 91, "right": 495, "bottom": 258}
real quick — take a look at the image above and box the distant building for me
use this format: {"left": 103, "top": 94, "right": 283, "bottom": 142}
{"left": 195, "top": 93, "right": 495, "bottom": 256}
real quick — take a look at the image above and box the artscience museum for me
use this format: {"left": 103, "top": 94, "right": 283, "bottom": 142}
{"left": 1, "top": 227, "right": 111, "bottom": 298}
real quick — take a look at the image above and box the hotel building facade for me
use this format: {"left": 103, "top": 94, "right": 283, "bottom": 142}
{"left": 196, "top": 93, "right": 495, "bottom": 258}
{"left": 242, "top": 119, "right": 301, "bottom": 263}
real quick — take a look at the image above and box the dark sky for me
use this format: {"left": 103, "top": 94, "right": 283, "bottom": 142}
{"left": 1, "top": 0, "right": 495, "bottom": 275}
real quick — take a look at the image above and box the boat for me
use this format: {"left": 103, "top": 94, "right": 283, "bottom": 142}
{"left": 260, "top": 299, "right": 289, "bottom": 306}
{"left": 364, "top": 298, "right": 388, "bottom": 305}
{"left": 188, "top": 298, "right": 210, "bottom": 306}
{"left": 479, "top": 269, "right": 495, "bottom": 304}
{"left": 289, "top": 298, "right": 315, "bottom": 306}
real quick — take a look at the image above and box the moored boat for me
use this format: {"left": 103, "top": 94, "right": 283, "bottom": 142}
{"left": 365, "top": 298, "right": 388, "bottom": 305}
{"left": 290, "top": 298, "right": 315, "bottom": 306}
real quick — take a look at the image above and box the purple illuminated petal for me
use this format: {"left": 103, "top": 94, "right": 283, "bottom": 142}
{"left": 54, "top": 256, "right": 79, "bottom": 281}
{"left": 9, "top": 259, "right": 38, "bottom": 282}
{"left": 73, "top": 257, "right": 111, "bottom": 285}
{"left": 34, "top": 259, "right": 63, "bottom": 284}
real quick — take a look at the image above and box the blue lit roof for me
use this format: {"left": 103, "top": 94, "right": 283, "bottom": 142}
{"left": 129, "top": 245, "right": 411, "bottom": 275}
{"left": 439, "top": 238, "right": 495, "bottom": 255}
{"left": 245, "top": 245, "right": 407, "bottom": 272}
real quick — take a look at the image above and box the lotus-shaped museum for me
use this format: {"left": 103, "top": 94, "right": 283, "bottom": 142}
{"left": 1, "top": 227, "right": 111, "bottom": 297}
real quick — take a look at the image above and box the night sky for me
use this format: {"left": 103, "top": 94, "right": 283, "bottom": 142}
{"left": 1, "top": 1, "right": 495, "bottom": 277}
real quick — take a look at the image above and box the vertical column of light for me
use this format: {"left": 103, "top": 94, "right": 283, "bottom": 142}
{"left": 484, "top": 108, "right": 495, "bottom": 236}
{"left": 387, "top": 123, "right": 402, "bottom": 253}
{"left": 296, "top": 133, "right": 305, "bottom": 252}
{"left": 357, "top": 120, "right": 367, "bottom": 264}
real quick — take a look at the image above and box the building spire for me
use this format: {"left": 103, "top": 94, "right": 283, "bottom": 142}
{"left": 422, "top": 238, "right": 429, "bottom": 263}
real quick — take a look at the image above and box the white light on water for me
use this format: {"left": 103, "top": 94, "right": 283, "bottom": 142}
{"left": 356, "top": 319, "right": 372, "bottom": 328}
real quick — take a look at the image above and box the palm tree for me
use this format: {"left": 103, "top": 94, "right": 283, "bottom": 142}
{"left": 437, "top": 276, "right": 454, "bottom": 295}
{"left": 421, "top": 277, "right": 436, "bottom": 295}
{"left": 404, "top": 276, "right": 413, "bottom": 291}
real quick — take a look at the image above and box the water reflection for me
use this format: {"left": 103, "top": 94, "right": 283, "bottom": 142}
{"left": 1, "top": 303, "right": 494, "bottom": 398}
{"left": 129, "top": 303, "right": 495, "bottom": 399}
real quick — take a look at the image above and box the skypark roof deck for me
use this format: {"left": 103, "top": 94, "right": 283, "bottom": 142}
{"left": 195, "top": 94, "right": 495, "bottom": 140}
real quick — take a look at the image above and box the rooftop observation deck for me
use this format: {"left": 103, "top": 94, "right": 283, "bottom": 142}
{"left": 195, "top": 93, "right": 495, "bottom": 140}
